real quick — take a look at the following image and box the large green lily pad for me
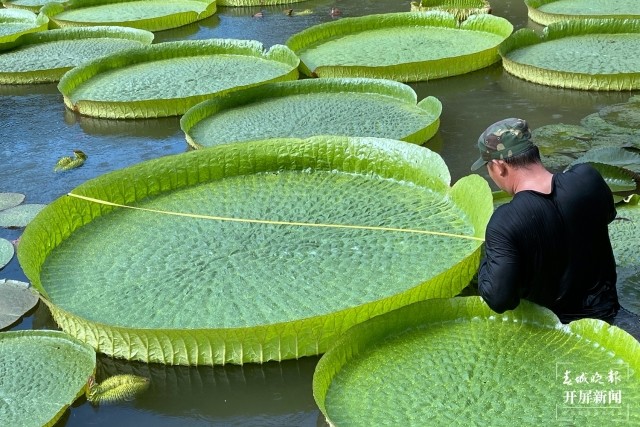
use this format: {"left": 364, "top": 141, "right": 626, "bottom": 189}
{"left": 0, "top": 26, "right": 154, "bottom": 84}
{"left": 410, "top": 0, "right": 491, "bottom": 21}
{"left": 0, "top": 8, "right": 48, "bottom": 51}
{"left": 217, "top": 0, "right": 306, "bottom": 5}
{"left": 2, "top": 0, "right": 68, "bottom": 13}
{"left": 500, "top": 19, "right": 640, "bottom": 91}
{"left": 181, "top": 78, "right": 443, "bottom": 148}
{"left": 286, "top": 12, "right": 512, "bottom": 82}
{"left": 18, "top": 136, "right": 492, "bottom": 365}
{"left": 526, "top": 0, "right": 640, "bottom": 26}
{"left": 43, "top": 0, "right": 217, "bottom": 32}
{"left": 0, "top": 330, "right": 96, "bottom": 426}
{"left": 58, "top": 39, "right": 300, "bottom": 118}
{"left": 314, "top": 297, "right": 640, "bottom": 426}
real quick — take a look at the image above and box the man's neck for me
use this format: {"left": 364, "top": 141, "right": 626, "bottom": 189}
{"left": 511, "top": 164, "right": 554, "bottom": 195}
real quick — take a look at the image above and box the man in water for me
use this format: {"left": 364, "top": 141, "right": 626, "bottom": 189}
{"left": 471, "top": 118, "right": 619, "bottom": 323}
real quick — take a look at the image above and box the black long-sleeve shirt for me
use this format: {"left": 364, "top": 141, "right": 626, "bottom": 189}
{"left": 478, "top": 163, "right": 619, "bottom": 323}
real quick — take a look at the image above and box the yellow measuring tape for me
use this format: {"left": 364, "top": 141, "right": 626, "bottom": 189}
{"left": 67, "top": 193, "right": 485, "bottom": 242}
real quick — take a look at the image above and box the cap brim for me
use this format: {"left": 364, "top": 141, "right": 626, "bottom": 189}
{"left": 470, "top": 157, "right": 487, "bottom": 171}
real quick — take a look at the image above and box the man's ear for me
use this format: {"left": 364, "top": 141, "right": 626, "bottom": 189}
{"left": 496, "top": 160, "right": 508, "bottom": 177}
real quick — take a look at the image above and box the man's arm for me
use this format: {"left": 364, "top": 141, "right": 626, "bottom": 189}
{"left": 478, "top": 219, "right": 521, "bottom": 313}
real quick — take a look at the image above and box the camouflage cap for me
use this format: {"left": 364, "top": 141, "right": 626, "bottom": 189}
{"left": 470, "top": 118, "right": 534, "bottom": 171}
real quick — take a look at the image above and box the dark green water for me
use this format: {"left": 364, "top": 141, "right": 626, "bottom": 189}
{"left": 1, "top": 1, "right": 638, "bottom": 426}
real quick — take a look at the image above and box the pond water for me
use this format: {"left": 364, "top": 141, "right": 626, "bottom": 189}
{"left": 1, "top": 1, "right": 638, "bottom": 426}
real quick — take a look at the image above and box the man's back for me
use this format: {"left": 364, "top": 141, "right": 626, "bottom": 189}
{"left": 479, "top": 163, "right": 619, "bottom": 322}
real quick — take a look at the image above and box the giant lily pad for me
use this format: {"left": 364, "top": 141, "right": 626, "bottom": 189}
{"left": 181, "top": 78, "right": 443, "bottom": 148}
{"left": 18, "top": 136, "right": 492, "bottom": 365}
{"left": 0, "top": 26, "right": 154, "bottom": 84}
{"left": 0, "top": 330, "right": 96, "bottom": 426}
{"left": 525, "top": 0, "right": 640, "bottom": 26}
{"left": 0, "top": 8, "right": 48, "bottom": 51}
{"left": 42, "top": 0, "right": 217, "bottom": 32}
{"left": 58, "top": 39, "right": 300, "bottom": 119}
{"left": 410, "top": 0, "right": 491, "bottom": 21}
{"left": 286, "top": 12, "right": 512, "bottom": 82}
{"left": 500, "top": 19, "right": 640, "bottom": 91}
{"left": 610, "top": 199, "right": 640, "bottom": 315}
{"left": 2, "top": 0, "right": 68, "bottom": 13}
{"left": 314, "top": 297, "right": 640, "bottom": 426}
{"left": 218, "top": 0, "right": 305, "bottom": 5}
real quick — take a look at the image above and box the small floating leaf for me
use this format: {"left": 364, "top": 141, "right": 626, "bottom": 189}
{"left": 0, "top": 279, "right": 38, "bottom": 329}
{"left": 0, "top": 203, "right": 46, "bottom": 228}
{"left": 292, "top": 9, "right": 313, "bottom": 16}
{"left": 0, "top": 239, "right": 14, "bottom": 270}
{"left": 54, "top": 149, "right": 87, "bottom": 172}
{"left": 86, "top": 374, "right": 150, "bottom": 405}
{"left": 0, "top": 192, "right": 25, "bottom": 211}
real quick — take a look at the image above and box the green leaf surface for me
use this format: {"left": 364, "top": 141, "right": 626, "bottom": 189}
{"left": 181, "top": 78, "right": 443, "bottom": 148}
{"left": 0, "top": 26, "right": 154, "bottom": 84}
{"left": 596, "top": 94, "right": 640, "bottom": 130}
{"left": 0, "top": 8, "right": 48, "bottom": 51}
{"left": 579, "top": 163, "right": 637, "bottom": 193}
{"left": 44, "top": 0, "right": 217, "bottom": 32}
{"left": 570, "top": 147, "right": 640, "bottom": 175}
{"left": 581, "top": 112, "right": 640, "bottom": 139}
{"left": 18, "top": 136, "right": 492, "bottom": 365}
{"left": 314, "top": 297, "right": 640, "bottom": 426}
{"left": 0, "top": 279, "right": 38, "bottom": 329}
{"left": 218, "top": 0, "right": 306, "bottom": 5}
{"left": 0, "top": 239, "right": 14, "bottom": 270}
{"left": 0, "top": 203, "right": 46, "bottom": 228}
{"left": 286, "top": 12, "right": 512, "bottom": 82}
{"left": 58, "top": 39, "right": 300, "bottom": 118}
{"left": 410, "top": 0, "right": 491, "bottom": 21}
{"left": 0, "top": 193, "right": 25, "bottom": 211}
{"left": 526, "top": 0, "right": 640, "bottom": 26}
{"left": 500, "top": 19, "right": 640, "bottom": 90}
{"left": 0, "top": 330, "right": 96, "bottom": 427}
{"left": 2, "top": 0, "right": 68, "bottom": 13}
{"left": 610, "top": 202, "right": 640, "bottom": 315}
